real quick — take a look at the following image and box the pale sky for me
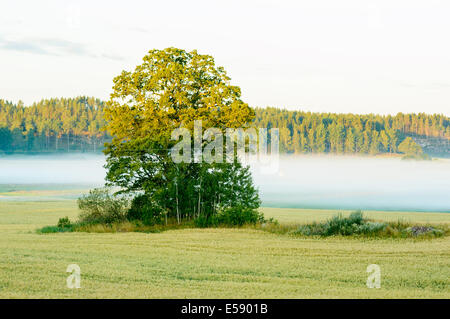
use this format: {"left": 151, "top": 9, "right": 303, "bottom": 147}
{"left": 0, "top": 0, "right": 449, "bottom": 115}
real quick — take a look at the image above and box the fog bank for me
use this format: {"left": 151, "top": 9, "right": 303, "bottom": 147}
{"left": 0, "top": 154, "right": 106, "bottom": 184}
{"left": 1, "top": 154, "right": 449, "bottom": 212}
{"left": 251, "top": 155, "right": 450, "bottom": 212}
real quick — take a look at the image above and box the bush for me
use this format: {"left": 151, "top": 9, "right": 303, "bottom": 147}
{"left": 295, "top": 222, "right": 327, "bottom": 236}
{"left": 356, "top": 221, "right": 387, "bottom": 235}
{"left": 347, "top": 210, "right": 364, "bottom": 224}
{"left": 38, "top": 226, "right": 73, "bottom": 233}
{"left": 77, "top": 188, "right": 129, "bottom": 224}
{"left": 216, "top": 206, "right": 264, "bottom": 226}
{"left": 406, "top": 226, "right": 444, "bottom": 237}
{"left": 323, "top": 211, "right": 365, "bottom": 236}
{"left": 127, "top": 194, "right": 164, "bottom": 225}
{"left": 193, "top": 206, "right": 264, "bottom": 227}
{"left": 194, "top": 215, "right": 219, "bottom": 228}
{"left": 57, "top": 217, "right": 72, "bottom": 229}
{"left": 294, "top": 211, "right": 388, "bottom": 237}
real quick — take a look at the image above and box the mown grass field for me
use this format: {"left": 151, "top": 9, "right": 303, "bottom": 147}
{"left": 0, "top": 196, "right": 449, "bottom": 298}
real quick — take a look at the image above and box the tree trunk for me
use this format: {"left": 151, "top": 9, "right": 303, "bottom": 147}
{"left": 176, "top": 181, "right": 180, "bottom": 224}
{"left": 197, "top": 178, "right": 202, "bottom": 218}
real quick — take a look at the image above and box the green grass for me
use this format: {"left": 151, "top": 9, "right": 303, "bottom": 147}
{"left": 0, "top": 198, "right": 449, "bottom": 298}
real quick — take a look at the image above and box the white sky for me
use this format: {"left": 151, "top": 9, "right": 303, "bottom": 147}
{"left": 0, "top": 0, "right": 449, "bottom": 115}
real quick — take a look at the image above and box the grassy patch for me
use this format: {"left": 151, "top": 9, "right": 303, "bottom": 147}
{"left": 37, "top": 218, "right": 262, "bottom": 234}
{"left": 37, "top": 210, "right": 449, "bottom": 240}
{"left": 37, "top": 225, "right": 74, "bottom": 234}
{"left": 261, "top": 211, "right": 448, "bottom": 239}
{"left": 74, "top": 220, "right": 196, "bottom": 233}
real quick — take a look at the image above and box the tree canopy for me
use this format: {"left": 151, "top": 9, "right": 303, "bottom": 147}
{"left": 104, "top": 47, "right": 254, "bottom": 148}
{"left": 103, "top": 48, "right": 261, "bottom": 225}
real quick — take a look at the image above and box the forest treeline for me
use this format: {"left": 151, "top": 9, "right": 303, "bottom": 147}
{"left": 1, "top": 97, "right": 449, "bottom": 156}
{"left": 0, "top": 97, "right": 108, "bottom": 153}
{"left": 254, "top": 107, "right": 450, "bottom": 156}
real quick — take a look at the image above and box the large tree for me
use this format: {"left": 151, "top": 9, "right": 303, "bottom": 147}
{"left": 103, "top": 48, "right": 260, "bottom": 223}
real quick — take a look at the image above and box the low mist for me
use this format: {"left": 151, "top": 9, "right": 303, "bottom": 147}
{"left": 1, "top": 154, "right": 449, "bottom": 212}
{"left": 0, "top": 154, "right": 106, "bottom": 185}
{"left": 251, "top": 155, "right": 450, "bottom": 212}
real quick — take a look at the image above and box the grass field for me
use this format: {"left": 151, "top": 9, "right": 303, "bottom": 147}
{"left": 0, "top": 196, "right": 449, "bottom": 298}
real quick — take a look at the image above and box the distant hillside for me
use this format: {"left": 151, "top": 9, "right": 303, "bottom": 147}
{"left": 1, "top": 97, "right": 449, "bottom": 157}
{"left": 254, "top": 107, "right": 450, "bottom": 157}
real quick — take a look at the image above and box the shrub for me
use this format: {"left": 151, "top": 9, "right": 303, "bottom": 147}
{"left": 356, "top": 221, "right": 387, "bottom": 235}
{"left": 57, "top": 216, "right": 72, "bottom": 229}
{"left": 194, "top": 215, "right": 219, "bottom": 228}
{"left": 127, "top": 194, "right": 164, "bottom": 225}
{"left": 347, "top": 210, "right": 364, "bottom": 224}
{"left": 323, "top": 211, "right": 365, "bottom": 236}
{"left": 406, "top": 226, "right": 444, "bottom": 237}
{"left": 37, "top": 226, "right": 72, "bottom": 233}
{"left": 193, "top": 206, "right": 264, "bottom": 227}
{"left": 77, "top": 188, "right": 129, "bottom": 224}
{"left": 293, "top": 211, "right": 388, "bottom": 237}
{"left": 295, "top": 222, "right": 327, "bottom": 236}
{"left": 216, "top": 206, "right": 264, "bottom": 226}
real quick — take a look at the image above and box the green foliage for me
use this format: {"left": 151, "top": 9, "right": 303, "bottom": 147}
{"left": 103, "top": 48, "right": 261, "bottom": 226}
{"left": 216, "top": 206, "right": 264, "bottom": 226}
{"left": 37, "top": 226, "right": 73, "bottom": 233}
{"left": 127, "top": 194, "right": 164, "bottom": 225}
{"left": 406, "top": 226, "right": 444, "bottom": 236}
{"left": 77, "top": 188, "right": 129, "bottom": 224}
{"left": 194, "top": 215, "right": 217, "bottom": 228}
{"left": 319, "top": 210, "right": 366, "bottom": 235}
{"left": 294, "top": 211, "right": 387, "bottom": 236}
{"left": 397, "top": 137, "right": 430, "bottom": 160}
{"left": 104, "top": 48, "right": 254, "bottom": 146}
{"left": 57, "top": 216, "right": 72, "bottom": 229}
{"left": 194, "top": 206, "right": 264, "bottom": 227}
{"left": 398, "top": 137, "right": 422, "bottom": 155}
{"left": 292, "top": 211, "right": 446, "bottom": 238}
{"left": 38, "top": 216, "right": 74, "bottom": 233}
